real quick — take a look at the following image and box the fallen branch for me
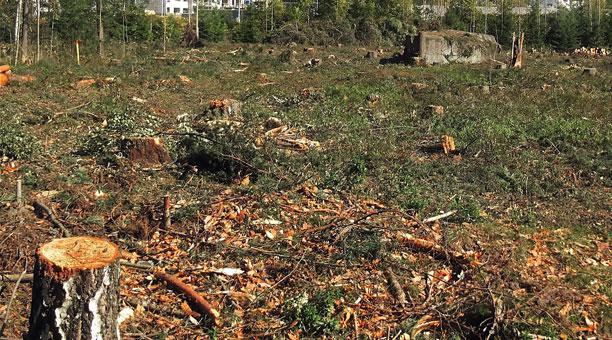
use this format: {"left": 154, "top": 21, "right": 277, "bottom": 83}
{"left": 399, "top": 234, "right": 476, "bottom": 267}
{"left": 53, "top": 101, "right": 92, "bottom": 117}
{"left": 154, "top": 271, "right": 221, "bottom": 326}
{"left": 32, "top": 200, "right": 71, "bottom": 237}
{"left": 153, "top": 56, "right": 208, "bottom": 63}
{"left": 422, "top": 210, "right": 457, "bottom": 224}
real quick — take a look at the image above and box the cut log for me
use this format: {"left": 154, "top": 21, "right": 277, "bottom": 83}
{"left": 28, "top": 236, "right": 121, "bottom": 340}
{"left": 124, "top": 137, "right": 172, "bottom": 166}
{"left": 0, "top": 73, "right": 9, "bottom": 87}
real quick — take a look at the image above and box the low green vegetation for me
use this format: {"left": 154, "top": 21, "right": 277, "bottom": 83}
{"left": 0, "top": 44, "right": 609, "bottom": 338}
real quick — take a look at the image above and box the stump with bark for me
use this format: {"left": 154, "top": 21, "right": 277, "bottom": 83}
{"left": 28, "top": 236, "right": 121, "bottom": 340}
{"left": 124, "top": 137, "right": 172, "bottom": 166}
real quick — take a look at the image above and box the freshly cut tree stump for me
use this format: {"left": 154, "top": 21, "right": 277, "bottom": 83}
{"left": 28, "top": 237, "right": 121, "bottom": 340}
{"left": 124, "top": 137, "right": 172, "bottom": 166}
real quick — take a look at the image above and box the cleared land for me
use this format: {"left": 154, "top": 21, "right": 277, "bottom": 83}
{"left": 0, "top": 45, "right": 610, "bottom": 339}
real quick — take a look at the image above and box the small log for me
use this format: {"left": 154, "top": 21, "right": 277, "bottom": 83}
{"left": 0, "top": 73, "right": 9, "bottom": 87}
{"left": 399, "top": 234, "right": 473, "bottom": 267}
{"left": 28, "top": 237, "right": 121, "bottom": 340}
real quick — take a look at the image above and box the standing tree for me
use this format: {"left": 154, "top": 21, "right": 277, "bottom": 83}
{"left": 97, "top": 0, "right": 104, "bottom": 57}
{"left": 14, "top": 0, "right": 23, "bottom": 64}
{"left": 20, "top": 0, "right": 30, "bottom": 62}
{"left": 525, "top": 0, "right": 544, "bottom": 47}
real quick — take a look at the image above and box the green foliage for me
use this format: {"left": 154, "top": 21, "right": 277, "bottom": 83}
{"left": 284, "top": 287, "right": 343, "bottom": 335}
{"left": 79, "top": 103, "right": 159, "bottom": 162}
{"left": 152, "top": 15, "right": 185, "bottom": 45}
{"left": 545, "top": 9, "right": 579, "bottom": 51}
{"left": 525, "top": 0, "right": 545, "bottom": 47}
{"left": 199, "top": 10, "right": 231, "bottom": 42}
{"left": 3, "top": 0, "right": 610, "bottom": 50}
{"left": 235, "top": 6, "right": 265, "bottom": 43}
{"left": 487, "top": 0, "right": 515, "bottom": 47}
{"left": 0, "top": 121, "right": 39, "bottom": 160}
{"left": 444, "top": 0, "right": 477, "bottom": 32}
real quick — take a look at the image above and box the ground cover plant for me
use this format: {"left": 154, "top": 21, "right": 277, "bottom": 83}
{"left": 0, "top": 44, "right": 610, "bottom": 338}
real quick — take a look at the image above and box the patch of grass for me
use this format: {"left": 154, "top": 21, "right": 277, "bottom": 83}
{"left": 339, "top": 229, "right": 383, "bottom": 262}
{"left": 68, "top": 168, "right": 92, "bottom": 185}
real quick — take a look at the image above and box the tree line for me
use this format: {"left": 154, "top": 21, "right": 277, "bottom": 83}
{"left": 1, "top": 0, "right": 611, "bottom": 63}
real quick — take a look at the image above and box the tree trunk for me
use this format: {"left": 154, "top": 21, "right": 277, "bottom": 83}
{"left": 97, "top": 0, "right": 104, "bottom": 58}
{"left": 20, "top": 0, "right": 30, "bottom": 63}
{"left": 35, "top": 0, "right": 40, "bottom": 61}
{"left": 14, "top": 0, "right": 23, "bottom": 65}
{"left": 27, "top": 237, "right": 121, "bottom": 340}
{"left": 195, "top": 0, "right": 199, "bottom": 40}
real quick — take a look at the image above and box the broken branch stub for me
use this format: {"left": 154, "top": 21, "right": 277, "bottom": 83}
{"left": 28, "top": 237, "right": 121, "bottom": 340}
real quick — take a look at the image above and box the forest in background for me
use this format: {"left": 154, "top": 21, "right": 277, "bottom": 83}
{"left": 1, "top": 0, "right": 612, "bottom": 63}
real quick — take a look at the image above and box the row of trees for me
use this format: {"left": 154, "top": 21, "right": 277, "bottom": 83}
{"left": 0, "top": 0, "right": 611, "bottom": 63}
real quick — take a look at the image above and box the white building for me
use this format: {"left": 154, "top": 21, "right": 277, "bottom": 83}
{"left": 146, "top": 0, "right": 196, "bottom": 15}
{"left": 145, "top": 0, "right": 256, "bottom": 15}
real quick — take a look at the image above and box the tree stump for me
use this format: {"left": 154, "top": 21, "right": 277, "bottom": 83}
{"left": 28, "top": 237, "right": 121, "bottom": 340}
{"left": 124, "top": 137, "right": 172, "bottom": 166}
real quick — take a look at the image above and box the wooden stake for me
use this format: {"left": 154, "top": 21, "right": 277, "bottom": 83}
{"left": 16, "top": 179, "right": 22, "bottom": 207}
{"left": 163, "top": 194, "right": 171, "bottom": 229}
{"left": 75, "top": 40, "right": 81, "bottom": 65}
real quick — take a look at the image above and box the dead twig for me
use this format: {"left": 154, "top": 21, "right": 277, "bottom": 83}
{"left": 53, "top": 100, "right": 92, "bottom": 117}
{"left": 32, "top": 200, "right": 71, "bottom": 237}
{"left": 0, "top": 268, "right": 27, "bottom": 336}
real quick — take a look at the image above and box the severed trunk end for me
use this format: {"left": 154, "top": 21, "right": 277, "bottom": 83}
{"left": 27, "top": 236, "right": 121, "bottom": 340}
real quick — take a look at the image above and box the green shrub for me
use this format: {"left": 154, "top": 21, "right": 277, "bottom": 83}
{"left": 79, "top": 104, "right": 160, "bottom": 162}
{"left": 0, "top": 122, "right": 39, "bottom": 160}
{"left": 284, "top": 287, "right": 343, "bottom": 335}
{"left": 200, "top": 10, "right": 231, "bottom": 42}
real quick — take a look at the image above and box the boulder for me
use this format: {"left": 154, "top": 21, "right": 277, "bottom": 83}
{"left": 404, "top": 30, "right": 501, "bottom": 65}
